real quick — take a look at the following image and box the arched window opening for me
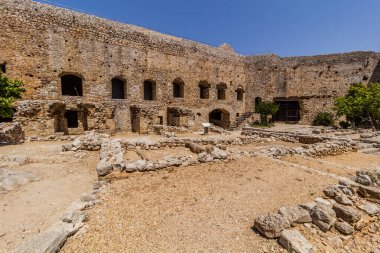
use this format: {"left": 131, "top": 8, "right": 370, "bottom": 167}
{"left": 173, "top": 78, "right": 184, "bottom": 98}
{"left": 61, "top": 74, "right": 83, "bottom": 96}
{"left": 64, "top": 110, "right": 79, "bottom": 128}
{"left": 235, "top": 86, "right": 244, "bottom": 101}
{"left": 112, "top": 78, "right": 125, "bottom": 99}
{"left": 216, "top": 83, "right": 227, "bottom": 100}
{"left": 255, "top": 97, "right": 262, "bottom": 112}
{"left": 199, "top": 81, "right": 211, "bottom": 99}
{"left": 144, "top": 80, "right": 156, "bottom": 100}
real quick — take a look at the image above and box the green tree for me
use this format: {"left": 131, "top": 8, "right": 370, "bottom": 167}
{"left": 0, "top": 72, "right": 25, "bottom": 118}
{"left": 334, "top": 83, "right": 380, "bottom": 130}
{"left": 256, "top": 100, "right": 279, "bottom": 125}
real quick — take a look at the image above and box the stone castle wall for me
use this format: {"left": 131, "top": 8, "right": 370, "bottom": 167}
{"left": 0, "top": 0, "right": 379, "bottom": 135}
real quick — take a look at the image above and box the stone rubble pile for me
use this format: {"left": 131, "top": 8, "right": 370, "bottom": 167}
{"left": 0, "top": 122, "right": 24, "bottom": 144}
{"left": 254, "top": 170, "right": 380, "bottom": 253}
{"left": 62, "top": 131, "right": 109, "bottom": 152}
{"left": 352, "top": 169, "right": 380, "bottom": 187}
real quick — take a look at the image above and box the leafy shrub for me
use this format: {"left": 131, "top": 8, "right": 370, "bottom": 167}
{"left": 312, "top": 112, "right": 335, "bottom": 126}
{"left": 0, "top": 72, "right": 25, "bottom": 118}
{"left": 339, "top": 121, "right": 350, "bottom": 129}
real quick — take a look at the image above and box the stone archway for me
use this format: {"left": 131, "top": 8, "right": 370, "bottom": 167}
{"left": 209, "top": 109, "right": 230, "bottom": 129}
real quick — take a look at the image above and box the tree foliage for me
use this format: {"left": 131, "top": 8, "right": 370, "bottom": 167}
{"left": 334, "top": 83, "right": 380, "bottom": 129}
{"left": 0, "top": 72, "right": 25, "bottom": 118}
{"left": 312, "top": 112, "right": 335, "bottom": 126}
{"left": 256, "top": 100, "right": 279, "bottom": 125}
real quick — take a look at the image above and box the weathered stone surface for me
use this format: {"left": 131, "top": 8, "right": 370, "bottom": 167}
{"left": 335, "top": 221, "right": 354, "bottom": 235}
{"left": 1, "top": 0, "right": 380, "bottom": 136}
{"left": 310, "top": 204, "right": 336, "bottom": 232}
{"left": 323, "top": 185, "right": 342, "bottom": 198}
{"left": 356, "top": 174, "right": 372, "bottom": 186}
{"left": 335, "top": 194, "right": 353, "bottom": 206}
{"left": 13, "top": 222, "right": 78, "bottom": 253}
{"left": 357, "top": 185, "right": 380, "bottom": 202}
{"left": 278, "top": 229, "right": 315, "bottom": 253}
{"left": 278, "top": 206, "right": 312, "bottom": 225}
{"left": 186, "top": 143, "right": 206, "bottom": 154}
{"left": 254, "top": 213, "right": 291, "bottom": 238}
{"left": 358, "top": 203, "right": 380, "bottom": 216}
{"left": 96, "top": 160, "right": 113, "bottom": 177}
{"left": 314, "top": 197, "right": 332, "bottom": 207}
{"left": 0, "top": 168, "right": 39, "bottom": 192}
{"left": 300, "top": 202, "right": 316, "bottom": 212}
{"left": 0, "top": 122, "right": 24, "bottom": 144}
{"left": 333, "top": 203, "right": 362, "bottom": 224}
{"left": 210, "top": 147, "right": 229, "bottom": 160}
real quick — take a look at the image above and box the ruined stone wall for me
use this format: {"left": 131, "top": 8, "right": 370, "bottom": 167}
{"left": 0, "top": 0, "right": 247, "bottom": 136}
{"left": 1, "top": 0, "right": 380, "bottom": 135}
{"left": 245, "top": 52, "right": 380, "bottom": 124}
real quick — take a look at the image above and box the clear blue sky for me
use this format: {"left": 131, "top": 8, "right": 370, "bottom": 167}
{"left": 34, "top": 0, "right": 380, "bottom": 57}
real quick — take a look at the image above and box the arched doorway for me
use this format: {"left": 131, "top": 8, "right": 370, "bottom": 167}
{"left": 209, "top": 109, "right": 230, "bottom": 129}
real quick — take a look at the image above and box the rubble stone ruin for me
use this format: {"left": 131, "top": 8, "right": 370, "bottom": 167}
{"left": 1, "top": 0, "right": 380, "bottom": 137}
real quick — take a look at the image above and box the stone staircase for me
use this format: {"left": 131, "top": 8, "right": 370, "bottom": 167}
{"left": 229, "top": 111, "right": 254, "bottom": 131}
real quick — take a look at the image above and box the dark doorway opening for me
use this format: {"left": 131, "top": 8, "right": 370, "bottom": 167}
{"left": 144, "top": 80, "right": 156, "bottom": 100}
{"left": 61, "top": 75, "right": 83, "bottom": 96}
{"left": 112, "top": 78, "right": 125, "bottom": 99}
{"left": 167, "top": 108, "right": 181, "bottom": 127}
{"left": 64, "top": 111, "right": 79, "bottom": 128}
{"left": 273, "top": 100, "right": 300, "bottom": 123}
{"left": 173, "top": 78, "right": 184, "bottom": 98}
{"left": 130, "top": 107, "right": 140, "bottom": 133}
{"left": 209, "top": 109, "right": 230, "bottom": 129}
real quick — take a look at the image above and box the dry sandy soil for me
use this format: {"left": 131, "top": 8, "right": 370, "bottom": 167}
{"left": 0, "top": 141, "right": 98, "bottom": 253}
{"left": 2, "top": 130, "right": 380, "bottom": 253}
{"left": 61, "top": 155, "right": 343, "bottom": 253}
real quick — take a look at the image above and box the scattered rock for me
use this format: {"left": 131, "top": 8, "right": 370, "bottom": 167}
{"left": 96, "top": 160, "right": 113, "bottom": 177}
{"left": 300, "top": 202, "right": 316, "bottom": 212}
{"left": 314, "top": 197, "right": 332, "bottom": 207}
{"left": 323, "top": 185, "right": 342, "bottom": 198}
{"left": 186, "top": 143, "right": 206, "bottom": 154}
{"left": 278, "top": 206, "right": 312, "bottom": 225}
{"left": 356, "top": 174, "right": 372, "bottom": 186}
{"left": 335, "top": 221, "right": 354, "bottom": 235}
{"left": 310, "top": 204, "right": 336, "bottom": 232}
{"left": 335, "top": 194, "right": 353, "bottom": 206}
{"left": 278, "top": 229, "right": 315, "bottom": 253}
{"left": 358, "top": 203, "right": 380, "bottom": 216}
{"left": 333, "top": 203, "right": 362, "bottom": 224}
{"left": 357, "top": 185, "right": 380, "bottom": 202}
{"left": 254, "top": 213, "right": 291, "bottom": 238}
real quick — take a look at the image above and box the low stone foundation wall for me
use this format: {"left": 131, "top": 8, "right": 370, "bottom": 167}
{"left": 0, "top": 122, "right": 24, "bottom": 145}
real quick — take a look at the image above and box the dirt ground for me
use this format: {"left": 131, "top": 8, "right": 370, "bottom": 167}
{"left": 61, "top": 155, "right": 341, "bottom": 253}
{"left": 2, "top": 130, "right": 380, "bottom": 253}
{"left": 0, "top": 141, "right": 98, "bottom": 253}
